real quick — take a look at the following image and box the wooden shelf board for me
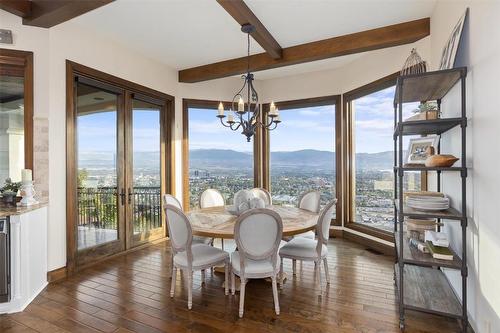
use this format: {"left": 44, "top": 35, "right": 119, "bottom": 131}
{"left": 395, "top": 201, "right": 464, "bottom": 220}
{"left": 394, "top": 166, "right": 465, "bottom": 172}
{"left": 395, "top": 237, "right": 462, "bottom": 269}
{"left": 394, "top": 67, "right": 467, "bottom": 104}
{"left": 394, "top": 264, "right": 462, "bottom": 318}
{"left": 394, "top": 117, "right": 465, "bottom": 137}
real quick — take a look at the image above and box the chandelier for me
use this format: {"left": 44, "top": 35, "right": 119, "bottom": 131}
{"left": 216, "top": 24, "right": 281, "bottom": 142}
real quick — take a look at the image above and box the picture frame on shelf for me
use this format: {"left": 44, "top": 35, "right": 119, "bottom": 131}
{"left": 405, "top": 135, "right": 440, "bottom": 165}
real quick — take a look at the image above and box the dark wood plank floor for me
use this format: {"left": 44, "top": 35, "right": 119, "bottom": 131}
{"left": 1, "top": 238, "right": 465, "bottom": 333}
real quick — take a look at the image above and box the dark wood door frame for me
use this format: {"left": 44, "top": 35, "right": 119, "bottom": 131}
{"left": 261, "top": 95, "right": 341, "bottom": 226}
{"left": 182, "top": 98, "right": 260, "bottom": 210}
{"left": 0, "top": 48, "right": 34, "bottom": 174}
{"left": 66, "top": 61, "right": 175, "bottom": 275}
{"left": 342, "top": 72, "right": 427, "bottom": 242}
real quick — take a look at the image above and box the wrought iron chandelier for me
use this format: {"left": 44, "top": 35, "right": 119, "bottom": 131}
{"left": 216, "top": 24, "right": 281, "bottom": 142}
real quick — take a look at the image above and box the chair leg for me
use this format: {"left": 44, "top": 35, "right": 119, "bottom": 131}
{"left": 224, "top": 262, "right": 229, "bottom": 296}
{"left": 323, "top": 257, "right": 330, "bottom": 284}
{"left": 292, "top": 259, "right": 297, "bottom": 276}
{"left": 315, "top": 260, "right": 322, "bottom": 296}
{"left": 271, "top": 276, "right": 280, "bottom": 315}
{"left": 170, "top": 267, "right": 177, "bottom": 298}
{"left": 170, "top": 253, "right": 174, "bottom": 279}
{"left": 279, "top": 257, "right": 284, "bottom": 289}
{"left": 239, "top": 279, "right": 246, "bottom": 318}
{"left": 231, "top": 271, "right": 236, "bottom": 295}
{"left": 187, "top": 270, "right": 193, "bottom": 309}
{"left": 201, "top": 269, "right": 206, "bottom": 286}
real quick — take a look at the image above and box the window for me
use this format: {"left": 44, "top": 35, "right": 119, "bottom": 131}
{"left": 184, "top": 100, "right": 256, "bottom": 209}
{"left": 265, "top": 98, "right": 338, "bottom": 211}
{"left": 347, "top": 84, "right": 421, "bottom": 233}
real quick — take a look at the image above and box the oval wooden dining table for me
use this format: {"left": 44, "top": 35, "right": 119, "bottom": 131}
{"left": 187, "top": 205, "right": 319, "bottom": 239}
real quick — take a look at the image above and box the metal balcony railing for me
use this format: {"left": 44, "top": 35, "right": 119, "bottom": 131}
{"left": 77, "top": 186, "right": 162, "bottom": 233}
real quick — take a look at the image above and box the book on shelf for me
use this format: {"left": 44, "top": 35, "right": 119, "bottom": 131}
{"left": 425, "top": 230, "right": 450, "bottom": 247}
{"left": 409, "top": 238, "right": 430, "bottom": 253}
{"left": 426, "top": 241, "right": 454, "bottom": 260}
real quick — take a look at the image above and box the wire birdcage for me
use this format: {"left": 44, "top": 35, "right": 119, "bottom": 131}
{"left": 401, "top": 48, "right": 427, "bottom": 76}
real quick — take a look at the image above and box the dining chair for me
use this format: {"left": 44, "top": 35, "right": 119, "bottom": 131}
{"left": 251, "top": 187, "right": 272, "bottom": 206}
{"left": 199, "top": 188, "right": 225, "bottom": 208}
{"left": 279, "top": 199, "right": 337, "bottom": 296}
{"left": 294, "top": 190, "right": 321, "bottom": 240}
{"left": 163, "top": 194, "right": 213, "bottom": 278}
{"left": 231, "top": 208, "right": 283, "bottom": 318}
{"left": 165, "top": 204, "right": 230, "bottom": 309}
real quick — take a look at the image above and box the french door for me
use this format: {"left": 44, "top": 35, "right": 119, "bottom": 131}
{"left": 68, "top": 63, "right": 173, "bottom": 270}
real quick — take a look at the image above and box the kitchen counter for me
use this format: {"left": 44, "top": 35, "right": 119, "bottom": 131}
{"left": 0, "top": 202, "right": 48, "bottom": 218}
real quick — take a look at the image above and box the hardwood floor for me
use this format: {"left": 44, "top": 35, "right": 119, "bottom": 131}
{"left": 1, "top": 238, "right": 466, "bottom": 333}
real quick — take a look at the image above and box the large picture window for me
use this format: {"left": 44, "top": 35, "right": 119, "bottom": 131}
{"left": 264, "top": 97, "right": 339, "bottom": 217}
{"left": 346, "top": 79, "right": 421, "bottom": 234}
{"left": 183, "top": 100, "right": 256, "bottom": 209}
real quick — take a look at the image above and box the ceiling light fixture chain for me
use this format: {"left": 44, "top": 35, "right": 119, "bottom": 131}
{"left": 216, "top": 24, "right": 281, "bottom": 142}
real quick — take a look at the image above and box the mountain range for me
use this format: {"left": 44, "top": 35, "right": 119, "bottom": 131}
{"left": 189, "top": 149, "right": 395, "bottom": 170}
{"left": 78, "top": 149, "right": 396, "bottom": 171}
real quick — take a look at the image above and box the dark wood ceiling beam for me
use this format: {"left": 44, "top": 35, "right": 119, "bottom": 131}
{"left": 22, "top": 0, "right": 114, "bottom": 28}
{"left": 179, "top": 17, "right": 430, "bottom": 83}
{"left": 217, "top": 0, "right": 282, "bottom": 60}
{"left": 0, "top": 0, "right": 32, "bottom": 18}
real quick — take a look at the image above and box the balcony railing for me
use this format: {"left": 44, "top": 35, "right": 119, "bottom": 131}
{"left": 77, "top": 186, "right": 162, "bottom": 233}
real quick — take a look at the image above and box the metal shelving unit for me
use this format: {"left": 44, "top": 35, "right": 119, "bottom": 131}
{"left": 393, "top": 67, "right": 468, "bottom": 331}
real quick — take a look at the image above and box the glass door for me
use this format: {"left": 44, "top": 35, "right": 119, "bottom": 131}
{"left": 75, "top": 80, "right": 126, "bottom": 266}
{"left": 127, "top": 95, "right": 165, "bottom": 247}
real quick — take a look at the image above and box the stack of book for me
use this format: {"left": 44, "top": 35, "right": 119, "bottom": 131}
{"left": 424, "top": 230, "right": 454, "bottom": 260}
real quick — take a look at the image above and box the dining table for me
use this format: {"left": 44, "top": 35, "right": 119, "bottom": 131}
{"left": 186, "top": 204, "right": 319, "bottom": 289}
{"left": 187, "top": 204, "right": 319, "bottom": 239}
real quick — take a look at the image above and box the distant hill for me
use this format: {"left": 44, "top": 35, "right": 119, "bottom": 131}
{"left": 78, "top": 149, "right": 396, "bottom": 171}
{"left": 190, "top": 149, "right": 395, "bottom": 171}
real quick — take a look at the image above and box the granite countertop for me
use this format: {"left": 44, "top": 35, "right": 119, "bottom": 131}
{"left": 0, "top": 201, "right": 48, "bottom": 218}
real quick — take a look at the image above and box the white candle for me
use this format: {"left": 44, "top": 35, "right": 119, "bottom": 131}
{"left": 218, "top": 102, "right": 224, "bottom": 116}
{"left": 238, "top": 97, "right": 244, "bottom": 112}
{"left": 274, "top": 109, "right": 280, "bottom": 122}
{"left": 270, "top": 101, "right": 276, "bottom": 115}
{"left": 228, "top": 114, "right": 234, "bottom": 123}
{"left": 22, "top": 169, "right": 32, "bottom": 182}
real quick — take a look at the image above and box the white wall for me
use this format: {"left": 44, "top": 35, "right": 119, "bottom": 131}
{"left": 430, "top": 2, "right": 500, "bottom": 332}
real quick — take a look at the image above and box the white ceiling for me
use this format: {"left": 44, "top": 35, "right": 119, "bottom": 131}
{"left": 72, "top": 0, "right": 436, "bottom": 80}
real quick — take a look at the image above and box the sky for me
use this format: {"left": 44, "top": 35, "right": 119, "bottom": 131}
{"left": 77, "top": 109, "right": 160, "bottom": 152}
{"left": 77, "top": 85, "right": 417, "bottom": 154}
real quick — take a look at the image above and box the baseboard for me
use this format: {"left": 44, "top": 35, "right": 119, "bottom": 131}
{"left": 343, "top": 231, "right": 395, "bottom": 256}
{"left": 47, "top": 266, "right": 67, "bottom": 282}
{"left": 329, "top": 227, "right": 343, "bottom": 238}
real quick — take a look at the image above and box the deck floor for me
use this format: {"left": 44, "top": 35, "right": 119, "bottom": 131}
{"left": 1, "top": 238, "right": 466, "bottom": 332}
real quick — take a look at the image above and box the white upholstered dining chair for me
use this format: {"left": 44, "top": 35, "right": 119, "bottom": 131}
{"left": 231, "top": 209, "right": 283, "bottom": 318}
{"left": 294, "top": 190, "right": 321, "bottom": 239}
{"left": 165, "top": 205, "right": 230, "bottom": 309}
{"left": 199, "top": 188, "right": 225, "bottom": 208}
{"left": 279, "top": 199, "right": 337, "bottom": 295}
{"left": 251, "top": 187, "right": 272, "bottom": 206}
{"left": 163, "top": 194, "right": 213, "bottom": 280}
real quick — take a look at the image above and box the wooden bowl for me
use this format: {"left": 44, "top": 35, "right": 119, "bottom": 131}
{"left": 425, "top": 154, "right": 459, "bottom": 167}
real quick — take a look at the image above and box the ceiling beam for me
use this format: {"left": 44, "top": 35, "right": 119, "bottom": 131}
{"left": 22, "top": 0, "right": 114, "bottom": 28}
{"left": 216, "top": 0, "right": 282, "bottom": 60}
{"left": 0, "top": 0, "right": 32, "bottom": 18}
{"left": 179, "top": 17, "right": 430, "bottom": 83}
